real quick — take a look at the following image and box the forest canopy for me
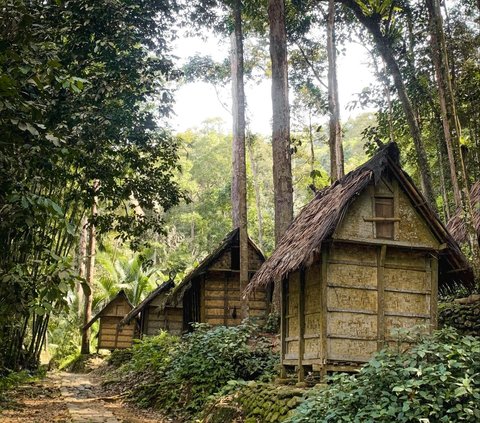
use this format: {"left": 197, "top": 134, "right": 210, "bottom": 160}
{"left": 0, "top": 0, "right": 479, "bottom": 374}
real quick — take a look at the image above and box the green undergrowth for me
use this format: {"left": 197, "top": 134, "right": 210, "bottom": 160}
{"left": 285, "top": 328, "right": 480, "bottom": 423}
{"left": 107, "top": 321, "right": 279, "bottom": 420}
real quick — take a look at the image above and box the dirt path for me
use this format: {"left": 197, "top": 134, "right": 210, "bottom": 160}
{"left": 1, "top": 372, "right": 172, "bottom": 423}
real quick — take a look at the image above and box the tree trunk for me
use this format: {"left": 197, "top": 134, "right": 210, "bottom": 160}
{"left": 77, "top": 216, "right": 87, "bottom": 319}
{"left": 231, "top": 0, "right": 249, "bottom": 320}
{"left": 340, "top": 0, "right": 436, "bottom": 208}
{"left": 426, "top": 0, "right": 480, "bottom": 279}
{"left": 81, "top": 182, "right": 98, "bottom": 354}
{"left": 269, "top": 0, "right": 294, "bottom": 312}
{"left": 247, "top": 138, "right": 264, "bottom": 251}
{"left": 269, "top": 0, "right": 293, "bottom": 244}
{"left": 327, "top": 0, "right": 344, "bottom": 182}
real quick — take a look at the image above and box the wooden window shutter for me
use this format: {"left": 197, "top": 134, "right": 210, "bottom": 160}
{"left": 375, "top": 197, "right": 394, "bottom": 239}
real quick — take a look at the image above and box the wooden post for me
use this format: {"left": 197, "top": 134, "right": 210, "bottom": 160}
{"left": 377, "top": 244, "right": 387, "bottom": 351}
{"left": 320, "top": 247, "right": 329, "bottom": 381}
{"left": 280, "top": 278, "right": 287, "bottom": 379}
{"left": 430, "top": 256, "right": 438, "bottom": 331}
{"left": 298, "top": 269, "right": 306, "bottom": 382}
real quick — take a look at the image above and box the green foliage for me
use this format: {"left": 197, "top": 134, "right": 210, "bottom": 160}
{"left": 113, "top": 322, "right": 278, "bottom": 419}
{"left": 286, "top": 329, "right": 480, "bottom": 422}
{"left": 0, "top": 0, "right": 183, "bottom": 370}
{"left": 150, "top": 322, "right": 278, "bottom": 417}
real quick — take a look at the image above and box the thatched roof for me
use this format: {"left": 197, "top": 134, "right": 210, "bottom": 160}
{"left": 165, "top": 228, "right": 265, "bottom": 307}
{"left": 446, "top": 182, "right": 480, "bottom": 245}
{"left": 83, "top": 290, "right": 134, "bottom": 330}
{"left": 120, "top": 228, "right": 265, "bottom": 324}
{"left": 247, "top": 142, "right": 473, "bottom": 293}
{"left": 120, "top": 279, "right": 175, "bottom": 326}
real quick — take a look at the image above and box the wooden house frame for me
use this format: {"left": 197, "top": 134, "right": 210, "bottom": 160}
{"left": 120, "top": 280, "right": 180, "bottom": 336}
{"left": 121, "top": 229, "right": 269, "bottom": 336}
{"left": 247, "top": 143, "right": 473, "bottom": 382}
{"left": 83, "top": 290, "right": 136, "bottom": 350}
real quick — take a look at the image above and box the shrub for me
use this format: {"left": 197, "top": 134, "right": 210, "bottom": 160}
{"left": 286, "top": 328, "right": 480, "bottom": 423}
{"left": 120, "top": 321, "right": 278, "bottom": 419}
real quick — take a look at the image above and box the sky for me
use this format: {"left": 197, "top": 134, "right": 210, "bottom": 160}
{"left": 170, "top": 34, "right": 375, "bottom": 135}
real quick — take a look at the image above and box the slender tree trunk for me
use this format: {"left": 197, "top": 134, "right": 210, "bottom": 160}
{"left": 327, "top": 0, "right": 344, "bottom": 181}
{"left": 269, "top": 0, "right": 293, "bottom": 244}
{"left": 247, "top": 138, "right": 264, "bottom": 251}
{"left": 269, "top": 0, "right": 293, "bottom": 313}
{"left": 81, "top": 182, "right": 98, "bottom": 354}
{"left": 231, "top": 0, "right": 249, "bottom": 320}
{"left": 340, "top": 0, "right": 436, "bottom": 208}
{"left": 77, "top": 216, "right": 87, "bottom": 319}
{"left": 427, "top": 0, "right": 480, "bottom": 279}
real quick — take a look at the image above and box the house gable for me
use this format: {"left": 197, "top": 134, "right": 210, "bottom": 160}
{"left": 333, "top": 176, "right": 440, "bottom": 249}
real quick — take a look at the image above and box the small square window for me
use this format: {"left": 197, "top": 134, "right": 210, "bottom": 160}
{"left": 375, "top": 197, "right": 394, "bottom": 239}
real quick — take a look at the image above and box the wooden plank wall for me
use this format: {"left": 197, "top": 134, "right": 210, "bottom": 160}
{"left": 98, "top": 316, "right": 135, "bottom": 349}
{"left": 203, "top": 271, "right": 268, "bottom": 326}
{"left": 144, "top": 306, "right": 183, "bottom": 336}
{"left": 98, "top": 296, "right": 135, "bottom": 349}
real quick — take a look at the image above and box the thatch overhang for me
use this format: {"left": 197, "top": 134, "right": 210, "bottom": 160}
{"left": 83, "top": 289, "right": 134, "bottom": 330}
{"left": 246, "top": 142, "right": 473, "bottom": 293}
{"left": 446, "top": 182, "right": 480, "bottom": 245}
{"left": 119, "top": 279, "right": 175, "bottom": 326}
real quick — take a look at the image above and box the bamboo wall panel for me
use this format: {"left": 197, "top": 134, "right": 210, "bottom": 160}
{"left": 328, "top": 263, "right": 377, "bottom": 288}
{"left": 328, "top": 338, "right": 377, "bottom": 362}
{"left": 285, "top": 271, "right": 300, "bottom": 360}
{"left": 396, "top": 188, "right": 439, "bottom": 247}
{"left": 328, "top": 313, "right": 377, "bottom": 338}
{"left": 384, "top": 250, "right": 426, "bottom": 270}
{"left": 329, "top": 243, "right": 377, "bottom": 265}
{"left": 384, "top": 291, "right": 430, "bottom": 315}
{"left": 384, "top": 268, "right": 429, "bottom": 292}
{"left": 327, "top": 287, "right": 378, "bottom": 312}
{"left": 333, "top": 188, "right": 375, "bottom": 240}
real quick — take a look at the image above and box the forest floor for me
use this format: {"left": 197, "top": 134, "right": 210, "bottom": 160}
{"left": 0, "top": 371, "right": 173, "bottom": 423}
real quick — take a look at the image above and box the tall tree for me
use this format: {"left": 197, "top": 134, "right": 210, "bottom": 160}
{"left": 231, "top": 0, "right": 249, "bottom": 320}
{"left": 426, "top": 0, "right": 480, "bottom": 276}
{"left": 269, "top": 0, "right": 294, "bottom": 244}
{"left": 327, "top": 0, "right": 344, "bottom": 181}
{"left": 339, "top": 0, "right": 436, "bottom": 207}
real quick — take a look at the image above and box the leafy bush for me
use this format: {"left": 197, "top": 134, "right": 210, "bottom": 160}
{"left": 286, "top": 329, "right": 480, "bottom": 423}
{"left": 121, "top": 331, "right": 179, "bottom": 375}
{"left": 118, "top": 322, "right": 278, "bottom": 419}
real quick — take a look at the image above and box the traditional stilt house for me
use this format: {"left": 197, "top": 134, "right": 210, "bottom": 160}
{"left": 247, "top": 143, "right": 473, "bottom": 381}
{"left": 120, "top": 280, "right": 179, "bottom": 335}
{"left": 83, "top": 290, "right": 136, "bottom": 350}
{"left": 447, "top": 181, "right": 480, "bottom": 246}
{"left": 121, "top": 228, "right": 269, "bottom": 336}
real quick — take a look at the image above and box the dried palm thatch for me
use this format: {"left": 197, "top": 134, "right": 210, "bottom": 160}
{"left": 247, "top": 142, "right": 473, "bottom": 293}
{"left": 446, "top": 182, "right": 480, "bottom": 245}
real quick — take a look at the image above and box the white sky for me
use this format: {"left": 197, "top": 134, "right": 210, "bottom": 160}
{"left": 170, "top": 34, "right": 374, "bottom": 135}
